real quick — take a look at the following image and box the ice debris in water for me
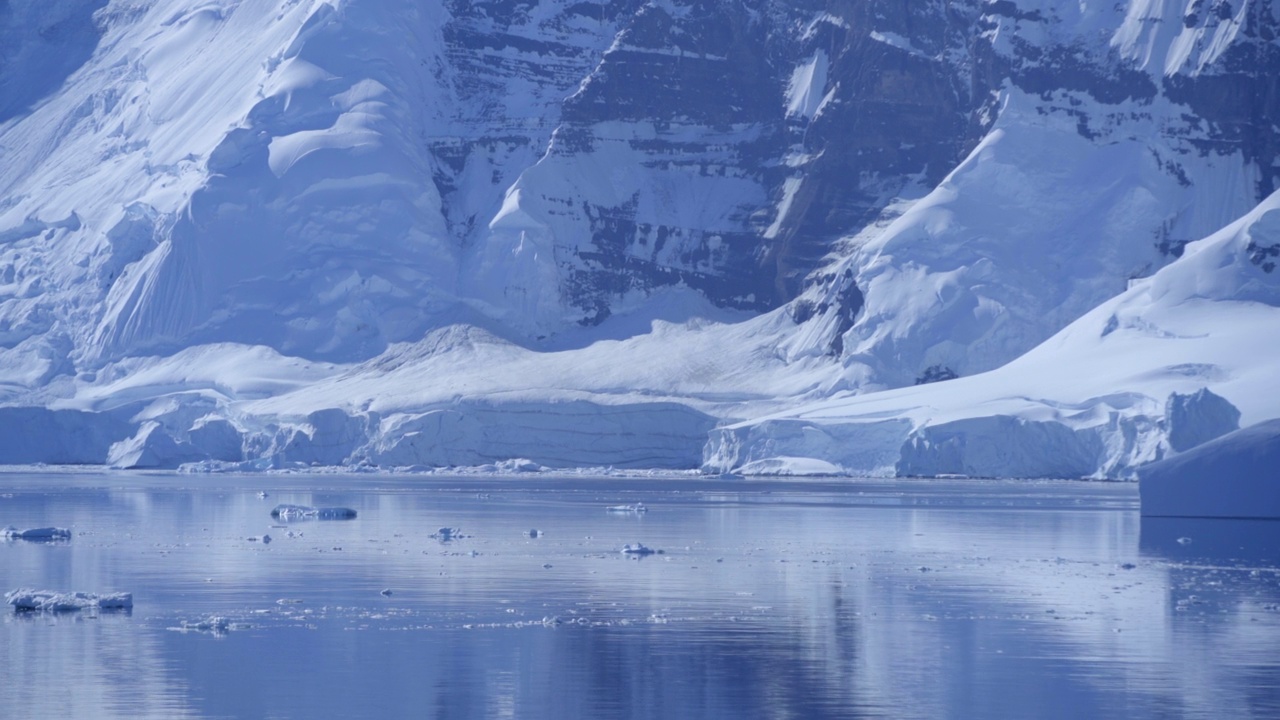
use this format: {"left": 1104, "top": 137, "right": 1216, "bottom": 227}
{"left": 621, "top": 543, "right": 659, "bottom": 556}
{"left": 431, "top": 527, "right": 465, "bottom": 541}
{"left": 176, "top": 616, "right": 248, "bottom": 634}
{"left": 606, "top": 503, "right": 648, "bottom": 514}
{"left": 270, "top": 504, "right": 357, "bottom": 521}
{"left": 3, "top": 526, "right": 71, "bottom": 541}
{"left": 6, "top": 588, "right": 133, "bottom": 612}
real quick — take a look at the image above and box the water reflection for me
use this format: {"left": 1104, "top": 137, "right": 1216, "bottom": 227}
{"left": 0, "top": 475, "right": 1277, "bottom": 719}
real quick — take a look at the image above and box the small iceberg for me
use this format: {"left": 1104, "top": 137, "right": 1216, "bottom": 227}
{"left": 3, "top": 526, "right": 71, "bottom": 541}
{"left": 621, "top": 543, "right": 659, "bottom": 556}
{"left": 431, "top": 527, "right": 469, "bottom": 541}
{"left": 6, "top": 588, "right": 133, "bottom": 612}
{"left": 606, "top": 503, "right": 648, "bottom": 514}
{"left": 270, "top": 504, "right": 357, "bottom": 521}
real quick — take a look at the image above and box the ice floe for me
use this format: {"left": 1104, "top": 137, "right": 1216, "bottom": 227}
{"left": 6, "top": 588, "right": 132, "bottom": 612}
{"left": 172, "top": 616, "right": 251, "bottom": 634}
{"left": 621, "top": 543, "right": 659, "bottom": 556}
{"left": 431, "top": 527, "right": 466, "bottom": 541}
{"left": 2, "top": 526, "right": 71, "bottom": 541}
{"left": 270, "top": 504, "right": 357, "bottom": 521}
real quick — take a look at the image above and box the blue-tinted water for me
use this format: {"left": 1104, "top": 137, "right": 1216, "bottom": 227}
{"left": 1, "top": 473, "right": 1277, "bottom": 719}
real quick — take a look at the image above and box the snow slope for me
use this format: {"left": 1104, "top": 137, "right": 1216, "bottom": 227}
{"left": 707, "top": 190, "right": 1280, "bottom": 478}
{"left": 1, "top": 1, "right": 1279, "bottom": 476}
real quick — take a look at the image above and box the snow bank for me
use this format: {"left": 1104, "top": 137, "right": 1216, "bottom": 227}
{"left": 6, "top": 589, "right": 133, "bottom": 612}
{"left": 1139, "top": 419, "right": 1280, "bottom": 519}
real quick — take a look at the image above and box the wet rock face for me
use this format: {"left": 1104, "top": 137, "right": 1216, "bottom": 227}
{"left": 483, "top": 0, "right": 1280, "bottom": 329}
{"left": 770, "top": 0, "right": 977, "bottom": 298}
{"left": 1162, "top": 2, "right": 1280, "bottom": 199}
{"left": 431, "top": 0, "right": 648, "bottom": 247}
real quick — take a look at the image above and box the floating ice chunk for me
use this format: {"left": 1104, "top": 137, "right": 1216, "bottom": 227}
{"left": 621, "top": 543, "right": 658, "bottom": 556}
{"left": 431, "top": 527, "right": 466, "bottom": 541}
{"left": 270, "top": 504, "right": 357, "bottom": 521}
{"left": 606, "top": 503, "right": 648, "bottom": 514}
{"left": 6, "top": 588, "right": 133, "bottom": 612}
{"left": 2, "top": 526, "right": 71, "bottom": 541}
{"left": 179, "top": 616, "right": 232, "bottom": 634}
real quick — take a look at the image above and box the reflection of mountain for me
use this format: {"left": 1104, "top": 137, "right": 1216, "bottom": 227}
{"left": 3, "top": 478, "right": 1278, "bottom": 717}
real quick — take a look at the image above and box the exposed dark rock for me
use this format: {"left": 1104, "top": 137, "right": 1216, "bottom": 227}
{"left": 915, "top": 366, "right": 959, "bottom": 385}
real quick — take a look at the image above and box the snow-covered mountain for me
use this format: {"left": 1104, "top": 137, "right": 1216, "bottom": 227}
{"left": 1, "top": 0, "right": 1278, "bottom": 476}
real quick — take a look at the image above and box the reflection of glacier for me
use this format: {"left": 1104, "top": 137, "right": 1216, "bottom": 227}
{"left": 1, "top": 612, "right": 200, "bottom": 719}
{"left": 2, "top": 477, "right": 1276, "bottom": 718}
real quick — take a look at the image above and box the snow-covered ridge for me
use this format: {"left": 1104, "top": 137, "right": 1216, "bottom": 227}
{"left": 0, "top": 1, "right": 1278, "bottom": 476}
{"left": 706, "top": 190, "right": 1280, "bottom": 478}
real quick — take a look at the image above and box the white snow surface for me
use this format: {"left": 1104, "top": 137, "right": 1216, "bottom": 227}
{"left": 708, "top": 191, "right": 1280, "bottom": 479}
{"left": 1139, "top": 419, "right": 1280, "bottom": 519}
{"left": 0, "top": 0, "right": 1278, "bottom": 485}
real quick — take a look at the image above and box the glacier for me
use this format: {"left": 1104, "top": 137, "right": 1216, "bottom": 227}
{"left": 1, "top": 0, "right": 1279, "bottom": 499}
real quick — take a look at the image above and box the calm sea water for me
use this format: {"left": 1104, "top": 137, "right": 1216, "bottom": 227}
{"left": 1, "top": 473, "right": 1277, "bottom": 719}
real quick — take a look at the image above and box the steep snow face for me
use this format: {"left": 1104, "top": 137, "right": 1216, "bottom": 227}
{"left": 707, "top": 191, "right": 1280, "bottom": 479}
{"left": 94, "top": 1, "right": 464, "bottom": 363}
{"left": 787, "top": 0, "right": 1280, "bottom": 388}
{"left": 4, "top": 0, "right": 1279, "bottom": 378}
{"left": 0, "top": 0, "right": 642, "bottom": 378}
{"left": 468, "top": 0, "right": 796, "bottom": 333}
